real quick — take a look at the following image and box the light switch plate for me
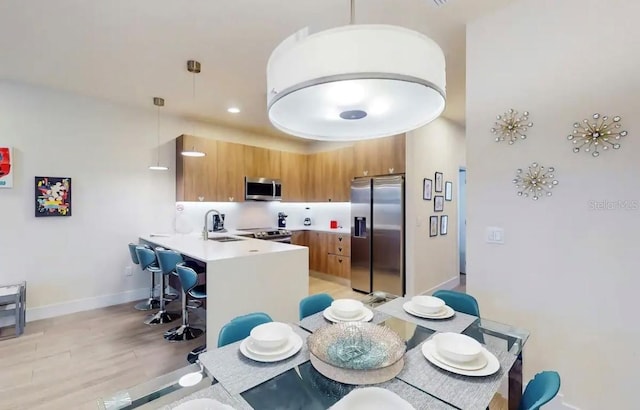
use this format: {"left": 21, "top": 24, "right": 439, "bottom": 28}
{"left": 486, "top": 227, "right": 505, "bottom": 244}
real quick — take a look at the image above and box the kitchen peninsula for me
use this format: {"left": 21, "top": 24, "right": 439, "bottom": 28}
{"left": 139, "top": 232, "right": 308, "bottom": 348}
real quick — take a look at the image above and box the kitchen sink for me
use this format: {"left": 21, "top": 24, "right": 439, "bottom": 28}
{"left": 209, "top": 236, "right": 245, "bottom": 243}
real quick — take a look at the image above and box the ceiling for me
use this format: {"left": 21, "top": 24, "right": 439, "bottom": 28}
{"left": 0, "top": 0, "right": 512, "bottom": 142}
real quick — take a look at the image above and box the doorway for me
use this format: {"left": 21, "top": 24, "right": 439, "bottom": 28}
{"left": 458, "top": 168, "right": 467, "bottom": 275}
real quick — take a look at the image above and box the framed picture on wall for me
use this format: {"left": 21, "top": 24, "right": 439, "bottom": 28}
{"left": 440, "top": 215, "right": 448, "bottom": 235}
{"left": 423, "top": 178, "right": 433, "bottom": 200}
{"left": 434, "top": 195, "right": 444, "bottom": 212}
{"left": 434, "top": 172, "right": 443, "bottom": 192}
{"left": 35, "top": 176, "right": 72, "bottom": 217}
{"left": 429, "top": 216, "right": 438, "bottom": 237}
{"left": 445, "top": 181, "right": 453, "bottom": 201}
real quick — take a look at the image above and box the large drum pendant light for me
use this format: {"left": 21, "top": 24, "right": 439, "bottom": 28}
{"left": 266, "top": 1, "right": 446, "bottom": 141}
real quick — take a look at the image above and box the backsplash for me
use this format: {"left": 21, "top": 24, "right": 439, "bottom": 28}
{"left": 174, "top": 201, "right": 351, "bottom": 233}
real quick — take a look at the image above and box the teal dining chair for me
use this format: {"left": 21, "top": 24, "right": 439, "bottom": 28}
{"left": 299, "top": 293, "right": 334, "bottom": 319}
{"left": 217, "top": 312, "right": 273, "bottom": 347}
{"left": 432, "top": 289, "right": 480, "bottom": 317}
{"left": 519, "top": 371, "right": 561, "bottom": 410}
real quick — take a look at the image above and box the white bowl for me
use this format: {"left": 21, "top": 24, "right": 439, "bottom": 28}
{"left": 249, "top": 322, "right": 292, "bottom": 351}
{"left": 432, "top": 333, "right": 482, "bottom": 364}
{"left": 330, "top": 299, "right": 364, "bottom": 319}
{"left": 411, "top": 295, "right": 445, "bottom": 314}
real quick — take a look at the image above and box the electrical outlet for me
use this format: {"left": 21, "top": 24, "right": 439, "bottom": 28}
{"left": 124, "top": 266, "right": 133, "bottom": 276}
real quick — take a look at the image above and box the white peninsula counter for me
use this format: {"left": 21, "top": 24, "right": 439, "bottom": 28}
{"left": 139, "top": 233, "right": 308, "bottom": 348}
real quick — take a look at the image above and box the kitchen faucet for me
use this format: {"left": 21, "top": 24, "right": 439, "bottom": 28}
{"left": 203, "top": 209, "right": 221, "bottom": 240}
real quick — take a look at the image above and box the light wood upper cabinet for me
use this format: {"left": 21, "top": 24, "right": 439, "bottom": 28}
{"left": 333, "top": 147, "right": 353, "bottom": 202}
{"left": 306, "top": 153, "right": 324, "bottom": 202}
{"left": 176, "top": 135, "right": 217, "bottom": 201}
{"left": 353, "top": 134, "right": 405, "bottom": 177}
{"left": 244, "top": 145, "right": 281, "bottom": 179}
{"left": 216, "top": 141, "right": 245, "bottom": 202}
{"left": 280, "top": 151, "right": 307, "bottom": 202}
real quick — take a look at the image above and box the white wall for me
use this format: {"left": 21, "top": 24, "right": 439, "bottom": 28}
{"left": 405, "top": 118, "right": 466, "bottom": 296}
{"left": 0, "top": 80, "right": 306, "bottom": 319}
{"left": 466, "top": 0, "right": 640, "bottom": 408}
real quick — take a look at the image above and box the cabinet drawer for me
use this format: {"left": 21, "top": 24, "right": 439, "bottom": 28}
{"left": 327, "top": 254, "right": 351, "bottom": 279}
{"left": 329, "top": 233, "right": 350, "bottom": 254}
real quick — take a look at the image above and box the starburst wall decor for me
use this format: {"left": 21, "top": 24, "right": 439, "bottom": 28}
{"left": 513, "top": 163, "right": 558, "bottom": 200}
{"left": 568, "top": 113, "right": 628, "bottom": 157}
{"left": 491, "top": 109, "right": 533, "bottom": 144}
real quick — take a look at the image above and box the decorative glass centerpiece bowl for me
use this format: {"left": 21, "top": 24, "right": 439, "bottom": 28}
{"left": 307, "top": 322, "right": 406, "bottom": 385}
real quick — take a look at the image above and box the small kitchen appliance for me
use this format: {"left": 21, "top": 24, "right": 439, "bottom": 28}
{"left": 212, "top": 213, "right": 225, "bottom": 232}
{"left": 277, "top": 212, "right": 288, "bottom": 228}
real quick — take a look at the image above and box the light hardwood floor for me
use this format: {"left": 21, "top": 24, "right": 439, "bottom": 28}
{"left": 0, "top": 274, "right": 505, "bottom": 410}
{"left": 0, "top": 277, "right": 363, "bottom": 409}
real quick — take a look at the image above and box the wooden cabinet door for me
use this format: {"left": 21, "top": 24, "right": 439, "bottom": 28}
{"left": 216, "top": 141, "right": 245, "bottom": 202}
{"left": 291, "top": 230, "right": 308, "bottom": 247}
{"left": 328, "top": 232, "right": 351, "bottom": 256}
{"left": 308, "top": 231, "right": 328, "bottom": 273}
{"left": 306, "top": 153, "right": 324, "bottom": 202}
{"left": 327, "top": 254, "right": 351, "bottom": 279}
{"left": 281, "top": 151, "right": 307, "bottom": 202}
{"left": 379, "top": 134, "right": 406, "bottom": 174}
{"left": 176, "top": 135, "right": 217, "bottom": 201}
{"left": 334, "top": 147, "right": 353, "bottom": 201}
{"left": 353, "top": 140, "right": 382, "bottom": 177}
{"left": 352, "top": 135, "right": 405, "bottom": 177}
{"left": 244, "top": 146, "right": 281, "bottom": 178}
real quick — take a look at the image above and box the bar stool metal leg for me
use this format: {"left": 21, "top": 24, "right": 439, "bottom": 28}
{"left": 164, "top": 288, "right": 204, "bottom": 341}
{"left": 135, "top": 271, "right": 160, "bottom": 311}
{"left": 145, "top": 273, "right": 179, "bottom": 325}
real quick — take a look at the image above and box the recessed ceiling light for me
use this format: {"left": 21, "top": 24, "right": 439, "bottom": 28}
{"left": 227, "top": 107, "right": 241, "bottom": 114}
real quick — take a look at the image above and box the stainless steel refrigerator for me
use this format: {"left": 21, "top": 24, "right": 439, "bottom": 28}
{"left": 351, "top": 175, "right": 405, "bottom": 295}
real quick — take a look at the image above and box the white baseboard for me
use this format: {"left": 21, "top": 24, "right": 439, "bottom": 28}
{"left": 545, "top": 394, "right": 581, "bottom": 410}
{"left": 420, "top": 276, "right": 460, "bottom": 295}
{"left": 25, "top": 287, "right": 149, "bottom": 322}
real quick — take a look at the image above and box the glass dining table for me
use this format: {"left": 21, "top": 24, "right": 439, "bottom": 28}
{"left": 98, "top": 293, "right": 529, "bottom": 410}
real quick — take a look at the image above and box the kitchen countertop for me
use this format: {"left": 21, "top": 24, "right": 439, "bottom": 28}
{"left": 286, "top": 225, "right": 350, "bottom": 234}
{"left": 140, "top": 232, "right": 304, "bottom": 262}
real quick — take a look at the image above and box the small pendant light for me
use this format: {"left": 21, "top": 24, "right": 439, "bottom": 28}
{"left": 181, "top": 60, "right": 206, "bottom": 157}
{"left": 149, "top": 97, "right": 169, "bottom": 171}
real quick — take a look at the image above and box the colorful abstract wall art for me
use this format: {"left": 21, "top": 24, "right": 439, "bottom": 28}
{"left": 35, "top": 177, "right": 72, "bottom": 217}
{"left": 0, "top": 147, "right": 12, "bottom": 188}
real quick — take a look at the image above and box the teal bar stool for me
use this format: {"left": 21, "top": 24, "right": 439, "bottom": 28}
{"left": 128, "top": 243, "right": 160, "bottom": 311}
{"left": 217, "top": 312, "right": 273, "bottom": 347}
{"left": 145, "top": 249, "right": 183, "bottom": 325}
{"left": 432, "top": 289, "right": 480, "bottom": 316}
{"left": 166, "top": 262, "right": 207, "bottom": 342}
{"left": 299, "top": 293, "right": 333, "bottom": 319}
{"left": 129, "top": 243, "right": 160, "bottom": 310}
{"left": 519, "top": 371, "right": 561, "bottom": 410}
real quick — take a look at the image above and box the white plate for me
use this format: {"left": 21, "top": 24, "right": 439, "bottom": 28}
{"left": 174, "top": 398, "right": 235, "bottom": 410}
{"left": 330, "top": 387, "right": 415, "bottom": 410}
{"left": 403, "top": 302, "right": 455, "bottom": 319}
{"left": 421, "top": 340, "right": 500, "bottom": 376}
{"left": 240, "top": 332, "right": 303, "bottom": 363}
{"left": 323, "top": 306, "right": 374, "bottom": 323}
{"left": 245, "top": 333, "right": 297, "bottom": 356}
{"left": 429, "top": 346, "right": 488, "bottom": 371}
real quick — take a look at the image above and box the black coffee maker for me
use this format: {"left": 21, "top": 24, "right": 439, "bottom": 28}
{"left": 277, "top": 212, "right": 288, "bottom": 228}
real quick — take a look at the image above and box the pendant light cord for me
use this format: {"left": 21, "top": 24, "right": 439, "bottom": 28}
{"left": 156, "top": 104, "right": 161, "bottom": 166}
{"left": 350, "top": 0, "right": 355, "bottom": 25}
{"left": 192, "top": 70, "right": 196, "bottom": 139}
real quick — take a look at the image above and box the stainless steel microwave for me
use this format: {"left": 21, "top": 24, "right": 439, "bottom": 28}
{"left": 245, "top": 177, "right": 282, "bottom": 201}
